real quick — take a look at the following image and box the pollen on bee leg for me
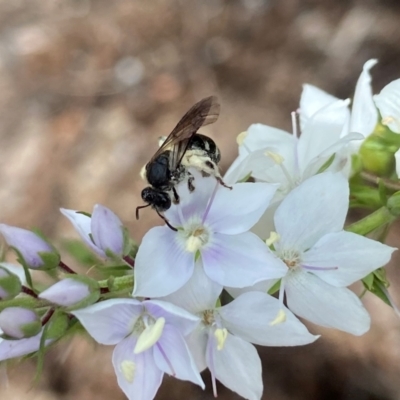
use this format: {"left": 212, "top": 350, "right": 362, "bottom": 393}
{"left": 214, "top": 328, "right": 228, "bottom": 350}
{"left": 236, "top": 131, "right": 248, "bottom": 146}
{"left": 120, "top": 360, "right": 136, "bottom": 383}
{"left": 266, "top": 231, "right": 280, "bottom": 247}
{"left": 269, "top": 309, "right": 287, "bottom": 326}
{"left": 265, "top": 150, "right": 284, "bottom": 165}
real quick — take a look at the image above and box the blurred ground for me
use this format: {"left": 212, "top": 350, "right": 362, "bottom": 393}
{"left": 1, "top": 0, "right": 400, "bottom": 399}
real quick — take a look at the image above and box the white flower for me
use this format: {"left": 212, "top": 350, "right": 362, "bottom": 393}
{"left": 234, "top": 172, "right": 396, "bottom": 335}
{"left": 374, "top": 78, "right": 400, "bottom": 134}
{"left": 133, "top": 174, "right": 286, "bottom": 298}
{"left": 160, "top": 264, "right": 318, "bottom": 400}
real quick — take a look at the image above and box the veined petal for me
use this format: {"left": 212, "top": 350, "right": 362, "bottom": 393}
{"left": 285, "top": 270, "right": 370, "bottom": 335}
{"left": 60, "top": 208, "right": 105, "bottom": 257}
{"left": 208, "top": 332, "right": 263, "bottom": 400}
{"left": 71, "top": 299, "right": 142, "bottom": 345}
{"left": 160, "top": 261, "right": 222, "bottom": 313}
{"left": 91, "top": 204, "right": 124, "bottom": 256}
{"left": 218, "top": 291, "right": 318, "bottom": 346}
{"left": 185, "top": 326, "right": 208, "bottom": 372}
{"left": 350, "top": 59, "right": 378, "bottom": 139}
{"left": 374, "top": 77, "right": 400, "bottom": 134}
{"left": 144, "top": 300, "right": 200, "bottom": 336}
{"left": 133, "top": 226, "right": 194, "bottom": 297}
{"left": 154, "top": 325, "right": 204, "bottom": 388}
{"left": 112, "top": 336, "right": 163, "bottom": 400}
{"left": 202, "top": 232, "right": 287, "bottom": 287}
{"left": 300, "top": 84, "right": 341, "bottom": 128}
{"left": 274, "top": 173, "right": 349, "bottom": 251}
{"left": 302, "top": 231, "right": 396, "bottom": 287}
{"left": 206, "top": 182, "right": 279, "bottom": 234}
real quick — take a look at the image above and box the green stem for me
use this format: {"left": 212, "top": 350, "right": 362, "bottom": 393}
{"left": 345, "top": 206, "right": 397, "bottom": 236}
{"left": 98, "top": 274, "right": 134, "bottom": 292}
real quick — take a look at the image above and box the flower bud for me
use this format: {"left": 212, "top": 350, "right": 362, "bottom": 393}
{"left": 387, "top": 191, "right": 400, "bottom": 217}
{"left": 0, "top": 307, "right": 41, "bottom": 339}
{"left": 0, "top": 265, "right": 22, "bottom": 300}
{"left": 0, "top": 225, "right": 60, "bottom": 270}
{"left": 39, "top": 276, "right": 100, "bottom": 309}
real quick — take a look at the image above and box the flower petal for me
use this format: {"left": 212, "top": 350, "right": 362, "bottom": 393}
{"left": 60, "top": 208, "right": 105, "bottom": 257}
{"left": 91, "top": 204, "right": 124, "bottom": 256}
{"left": 39, "top": 278, "right": 90, "bottom": 306}
{"left": 208, "top": 332, "right": 263, "bottom": 400}
{"left": 154, "top": 324, "right": 204, "bottom": 388}
{"left": 205, "top": 182, "right": 279, "bottom": 234}
{"left": 302, "top": 231, "right": 396, "bottom": 287}
{"left": 144, "top": 300, "right": 200, "bottom": 336}
{"left": 218, "top": 291, "right": 318, "bottom": 346}
{"left": 274, "top": 172, "right": 349, "bottom": 251}
{"left": 185, "top": 326, "right": 208, "bottom": 372}
{"left": 71, "top": 299, "right": 142, "bottom": 345}
{"left": 133, "top": 226, "right": 194, "bottom": 297}
{"left": 396, "top": 149, "right": 400, "bottom": 178}
{"left": 350, "top": 59, "right": 378, "bottom": 139}
{"left": 285, "top": 269, "right": 370, "bottom": 335}
{"left": 160, "top": 261, "right": 222, "bottom": 313}
{"left": 374, "top": 77, "right": 400, "bottom": 133}
{"left": 225, "top": 279, "right": 277, "bottom": 299}
{"left": 112, "top": 336, "right": 163, "bottom": 400}
{"left": 202, "top": 232, "right": 287, "bottom": 287}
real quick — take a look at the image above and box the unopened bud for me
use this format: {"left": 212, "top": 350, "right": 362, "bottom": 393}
{"left": 0, "top": 307, "right": 41, "bottom": 339}
{"left": 0, "top": 266, "right": 22, "bottom": 300}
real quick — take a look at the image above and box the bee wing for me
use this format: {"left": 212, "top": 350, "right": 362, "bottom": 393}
{"left": 150, "top": 96, "right": 220, "bottom": 169}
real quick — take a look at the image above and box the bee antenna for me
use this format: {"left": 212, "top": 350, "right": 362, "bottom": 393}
{"left": 136, "top": 204, "right": 150, "bottom": 220}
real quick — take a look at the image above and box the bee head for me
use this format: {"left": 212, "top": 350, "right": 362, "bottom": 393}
{"left": 141, "top": 187, "right": 171, "bottom": 212}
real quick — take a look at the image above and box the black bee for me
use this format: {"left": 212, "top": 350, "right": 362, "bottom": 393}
{"left": 136, "top": 96, "right": 230, "bottom": 230}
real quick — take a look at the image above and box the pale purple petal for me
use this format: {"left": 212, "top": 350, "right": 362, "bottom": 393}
{"left": 225, "top": 279, "right": 277, "bottom": 299}
{"left": 185, "top": 326, "right": 208, "bottom": 372}
{"left": 91, "top": 204, "right": 124, "bottom": 256}
{"left": 303, "top": 231, "right": 396, "bottom": 287}
{"left": 209, "top": 332, "right": 263, "bottom": 400}
{"left": 71, "top": 299, "right": 142, "bottom": 345}
{"left": 144, "top": 300, "right": 200, "bottom": 336}
{"left": 133, "top": 226, "right": 194, "bottom": 297}
{"left": 202, "top": 232, "right": 287, "bottom": 287}
{"left": 60, "top": 208, "right": 105, "bottom": 258}
{"left": 274, "top": 172, "right": 349, "bottom": 251}
{"left": 0, "top": 307, "right": 40, "bottom": 339}
{"left": 218, "top": 291, "right": 318, "bottom": 346}
{"left": 374, "top": 77, "right": 400, "bottom": 133}
{"left": 285, "top": 269, "right": 370, "bottom": 335}
{"left": 154, "top": 324, "right": 204, "bottom": 388}
{"left": 205, "top": 182, "right": 279, "bottom": 234}
{"left": 0, "top": 225, "right": 54, "bottom": 269}
{"left": 39, "top": 278, "right": 90, "bottom": 306}
{"left": 350, "top": 59, "right": 378, "bottom": 138}
{"left": 112, "top": 336, "right": 163, "bottom": 400}
{"left": 159, "top": 261, "right": 222, "bottom": 313}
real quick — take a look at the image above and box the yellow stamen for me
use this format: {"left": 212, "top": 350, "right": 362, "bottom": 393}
{"left": 120, "top": 360, "right": 136, "bottom": 383}
{"left": 134, "top": 317, "right": 165, "bottom": 354}
{"left": 382, "top": 116, "right": 395, "bottom": 126}
{"left": 236, "top": 131, "right": 248, "bottom": 146}
{"left": 266, "top": 231, "right": 280, "bottom": 247}
{"left": 214, "top": 328, "right": 228, "bottom": 350}
{"left": 269, "top": 309, "right": 286, "bottom": 326}
{"left": 265, "top": 151, "right": 284, "bottom": 165}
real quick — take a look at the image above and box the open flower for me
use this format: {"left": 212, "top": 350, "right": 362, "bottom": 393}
{"left": 61, "top": 204, "right": 125, "bottom": 259}
{"left": 244, "top": 172, "right": 396, "bottom": 335}
{"left": 374, "top": 78, "right": 400, "bottom": 134}
{"left": 134, "top": 174, "right": 286, "bottom": 298}
{"left": 161, "top": 264, "right": 318, "bottom": 400}
{"left": 72, "top": 298, "right": 204, "bottom": 400}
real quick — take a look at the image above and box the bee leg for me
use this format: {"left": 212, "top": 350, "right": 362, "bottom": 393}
{"left": 188, "top": 175, "right": 196, "bottom": 192}
{"left": 200, "top": 171, "right": 211, "bottom": 178}
{"left": 216, "top": 176, "right": 233, "bottom": 190}
{"left": 172, "top": 187, "right": 180, "bottom": 204}
{"left": 155, "top": 209, "right": 178, "bottom": 231}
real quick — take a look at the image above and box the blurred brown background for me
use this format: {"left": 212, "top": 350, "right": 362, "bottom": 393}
{"left": 1, "top": 0, "right": 400, "bottom": 399}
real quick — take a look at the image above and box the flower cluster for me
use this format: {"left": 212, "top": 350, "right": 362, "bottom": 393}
{"left": 0, "top": 59, "right": 400, "bottom": 400}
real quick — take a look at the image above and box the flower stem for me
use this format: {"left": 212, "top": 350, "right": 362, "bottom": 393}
{"left": 58, "top": 261, "right": 76, "bottom": 274}
{"left": 345, "top": 206, "right": 397, "bottom": 236}
{"left": 41, "top": 308, "right": 55, "bottom": 325}
{"left": 123, "top": 255, "right": 135, "bottom": 267}
{"left": 98, "top": 274, "right": 134, "bottom": 292}
{"left": 21, "top": 285, "right": 38, "bottom": 298}
{"left": 361, "top": 171, "right": 400, "bottom": 191}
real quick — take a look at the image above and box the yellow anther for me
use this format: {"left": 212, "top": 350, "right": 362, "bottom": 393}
{"left": 269, "top": 309, "right": 287, "bottom": 326}
{"left": 236, "top": 131, "right": 248, "bottom": 146}
{"left": 265, "top": 151, "right": 284, "bottom": 165}
{"left": 266, "top": 231, "right": 280, "bottom": 247}
{"left": 134, "top": 317, "right": 165, "bottom": 354}
{"left": 214, "top": 328, "right": 228, "bottom": 350}
{"left": 382, "top": 116, "right": 395, "bottom": 126}
{"left": 120, "top": 360, "right": 136, "bottom": 383}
